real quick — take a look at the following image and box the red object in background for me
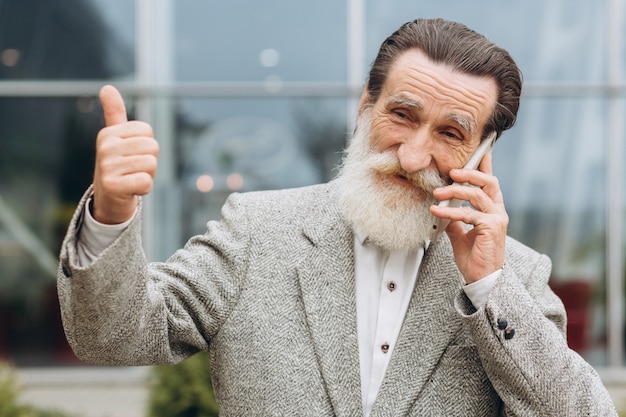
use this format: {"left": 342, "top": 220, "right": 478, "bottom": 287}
{"left": 550, "top": 280, "right": 593, "bottom": 354}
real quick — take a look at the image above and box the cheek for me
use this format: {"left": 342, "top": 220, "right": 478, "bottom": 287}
{"left": 451, "top": 151, "right": 469, "bottom": 168}
{"left": 435, "top": 147, "right": 473, "bottom": 176}
{"left": 418, "top": 135, "right": 456, "bottom": 172}
{"left": 369, "top": 118, "right": 405, "bottom": 151}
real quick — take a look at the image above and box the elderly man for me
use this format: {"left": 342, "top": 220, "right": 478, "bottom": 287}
{"left": 58, "top": 18, "right": 617, "bottom": 416}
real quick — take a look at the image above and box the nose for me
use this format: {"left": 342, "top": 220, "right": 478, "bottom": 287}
{"left": 396, "top": 129, "right": 433, "bottom": 173}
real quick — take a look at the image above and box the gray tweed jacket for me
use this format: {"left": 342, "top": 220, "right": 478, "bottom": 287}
{"left": 58, "top": 182, "right": 617, "bottom": 416}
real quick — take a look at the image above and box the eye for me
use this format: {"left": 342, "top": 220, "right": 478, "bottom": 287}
{"left": 393, "top": 109, "right": 409, "bottom": 119}
{"left": 440, "top": 129, "right": 463, "bottom": 141}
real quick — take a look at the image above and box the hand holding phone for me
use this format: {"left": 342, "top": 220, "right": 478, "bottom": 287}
{"left": 430, "top": 131, "right": 497, "bottom": 242}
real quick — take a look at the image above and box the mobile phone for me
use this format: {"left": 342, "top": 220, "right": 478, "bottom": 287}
{"left": 430, "top": 131, "right": 497, "bottom": 243}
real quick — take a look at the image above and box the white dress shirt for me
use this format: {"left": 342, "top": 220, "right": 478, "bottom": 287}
{"left": 77, "top": 200, "right": 499, "bottom": 417}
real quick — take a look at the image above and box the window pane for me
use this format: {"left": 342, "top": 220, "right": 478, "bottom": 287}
{"left": 0, "top": 0, "right": 135, "bottom": 80}
{"left": 365, "top": 0, "right": 608, "bottom": 82}
{"left": 174, "top": 0, "right": 347, "bottom": 82}
{"left": 150, "top": 97, "right": 348, "bottom": 259}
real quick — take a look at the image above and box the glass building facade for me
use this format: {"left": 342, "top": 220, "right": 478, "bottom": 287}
{"left": 0, "top": 0, "right": 624, "bottom": 376}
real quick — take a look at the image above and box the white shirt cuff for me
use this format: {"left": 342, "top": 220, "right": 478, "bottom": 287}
{"left": 76, "top": 198, "right": 135, "bottom": 266}
{"left": 462, "top": 269, "right": 502, "bottom": 309}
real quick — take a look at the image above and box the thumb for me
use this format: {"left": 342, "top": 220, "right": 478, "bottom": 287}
{"left": 99, "top": 85, "right": 128, "bottom": 126}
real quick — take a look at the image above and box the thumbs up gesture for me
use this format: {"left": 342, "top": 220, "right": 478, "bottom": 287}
{"left": 92, "top": 85, "right": 159, "bottom": 224}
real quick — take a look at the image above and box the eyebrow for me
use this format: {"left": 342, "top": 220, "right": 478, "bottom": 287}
{"left": 447, "top": 113, "right": 477, "bottom": 135}
{"left": 389, "top": 95, "right": 423, "bottom": 109}
{"left": 388, "top": 94, "right": 478, "bottom": 135}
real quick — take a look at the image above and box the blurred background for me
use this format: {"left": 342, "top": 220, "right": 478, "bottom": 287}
{"left": 0, "top": 0, "right": 624, "bottom": 415}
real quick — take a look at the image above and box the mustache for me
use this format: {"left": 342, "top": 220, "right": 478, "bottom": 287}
{"left": 366, "top": 152, "right": 448, "bottom": 193}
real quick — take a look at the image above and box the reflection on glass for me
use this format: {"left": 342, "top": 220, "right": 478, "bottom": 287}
{"left": 259, "top": 48, "right": 280, "bottom": 68}
{"left": 226, "top": 173, "right": 244, "bottom": 191}
{"left": 196, "top": 175, "right": 215, "bottom": 193}
{"left": 151, "top": 97, "right": 348, "bottom": 260}
{"left": 174, "top": 0, "right": 347, "bottom": 82}
{"left": 365, "top": 0, "right": 607, "bottom": 83}
{"left": 1, "top": 48, "right": 20, "bottom": 67}
{"left": 0, "top": 0, "right": 134, "bottom": 80}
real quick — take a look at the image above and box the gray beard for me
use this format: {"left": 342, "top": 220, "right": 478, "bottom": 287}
{"left": 335, "top": 109, "right": 446, "bottom": 252}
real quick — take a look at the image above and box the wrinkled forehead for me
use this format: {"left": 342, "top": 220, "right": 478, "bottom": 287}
{"left": 381, "top": 49, "right": 499, "bottom": 133}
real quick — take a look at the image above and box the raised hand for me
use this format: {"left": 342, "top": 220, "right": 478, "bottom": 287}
{"left": 92, "top": 85, "right": 159, "bottom": 224}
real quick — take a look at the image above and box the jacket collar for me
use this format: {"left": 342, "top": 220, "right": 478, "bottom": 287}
{"left": 297, "top": 183, "right": 363, "bottom": 417}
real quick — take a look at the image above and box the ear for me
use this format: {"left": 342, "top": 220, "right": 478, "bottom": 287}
{"left": 357, "top": 85, "right": 371, "bottom": 115}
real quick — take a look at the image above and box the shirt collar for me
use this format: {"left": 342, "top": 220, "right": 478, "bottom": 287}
{"left": 353, "top": 227, "right": 428, "bottom": 253}
{"left": 354, "top": 227, "right": 369, "bottom": 246}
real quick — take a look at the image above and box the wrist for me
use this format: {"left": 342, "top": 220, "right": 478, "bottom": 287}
{"left": 463, "top": 262, "right": 506, "bottom": 284}
{"left": 92, "top": 195, "right": 138, "bottom": 225}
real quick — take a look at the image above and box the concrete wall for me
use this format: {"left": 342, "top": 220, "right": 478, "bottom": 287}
{"left": 18, "top": 367, "right": 150, "bottom": 417}
{"left": 16, "top": 367, "right": 626, "bottom": 417}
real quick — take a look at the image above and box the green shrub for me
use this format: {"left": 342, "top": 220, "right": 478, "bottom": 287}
{"left": 147, "top": 352, "right": 219, "bottom": 417}
{"left": 0, "top": 362, "right": 72, "bottom": 417}
{"left": 0, "top": 361, "right": 20, "bottom": 416}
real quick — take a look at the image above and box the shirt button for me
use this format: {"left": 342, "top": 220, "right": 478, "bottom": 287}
{"left": 387, "top": 281, "right": 397, "bottom": 292}
{"left": 381, "top": 343, "right": 390, "bottom": 353}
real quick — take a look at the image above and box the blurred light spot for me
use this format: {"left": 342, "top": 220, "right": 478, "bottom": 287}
{"left": 226, "top": 173, "right": 244, "bottom": 190}
{"left": 264, "top": 75, "right": 283, "bottom": 93}
{"left": 76, "top": 96, "right": 96, "bottom": 113}
{"left": 259, "top": 48, "right": 280, "bottom": 67}
{"left": 2, "top": 49, "right": 20, "bottom": 67}
{"left": 196, "top": 175, "right": 214, "bottom": 192}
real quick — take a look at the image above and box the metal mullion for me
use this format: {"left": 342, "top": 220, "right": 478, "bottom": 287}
{"left": 347, "top": 0, "right": 366, "bottom": 125}
{"left": 606, "top": 0, "right": 625, "bottom": 368}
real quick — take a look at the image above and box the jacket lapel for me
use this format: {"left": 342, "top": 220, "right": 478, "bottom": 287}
{"left": 370, "top": 238, "right": 464, "bottom": 416}
{"left": 296, "top": 188, "right": 363, "bottom": 417}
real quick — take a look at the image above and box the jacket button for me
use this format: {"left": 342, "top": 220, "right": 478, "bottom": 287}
{"left": 504, "top": 327, "right": 515, "bottom": 340}
{"left": 497, "top": 318, "right": 508, "bottom": 330}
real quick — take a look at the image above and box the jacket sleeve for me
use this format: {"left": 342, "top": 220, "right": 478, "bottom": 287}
{"left": 57, "top": 187, "right": 251, "bottom": 366}
{"left": 454, "top": 238, "right": 618, "bottom": 416}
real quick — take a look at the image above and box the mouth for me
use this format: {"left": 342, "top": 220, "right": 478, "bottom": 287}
{"left": 391, "top": 173, "right": 416, "bottom": 188}
{"left": 379, "top": 172, "right": 430, "bottom": 202}
{"left": 370, "top": 162, "right": 446, "bottom": 200}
